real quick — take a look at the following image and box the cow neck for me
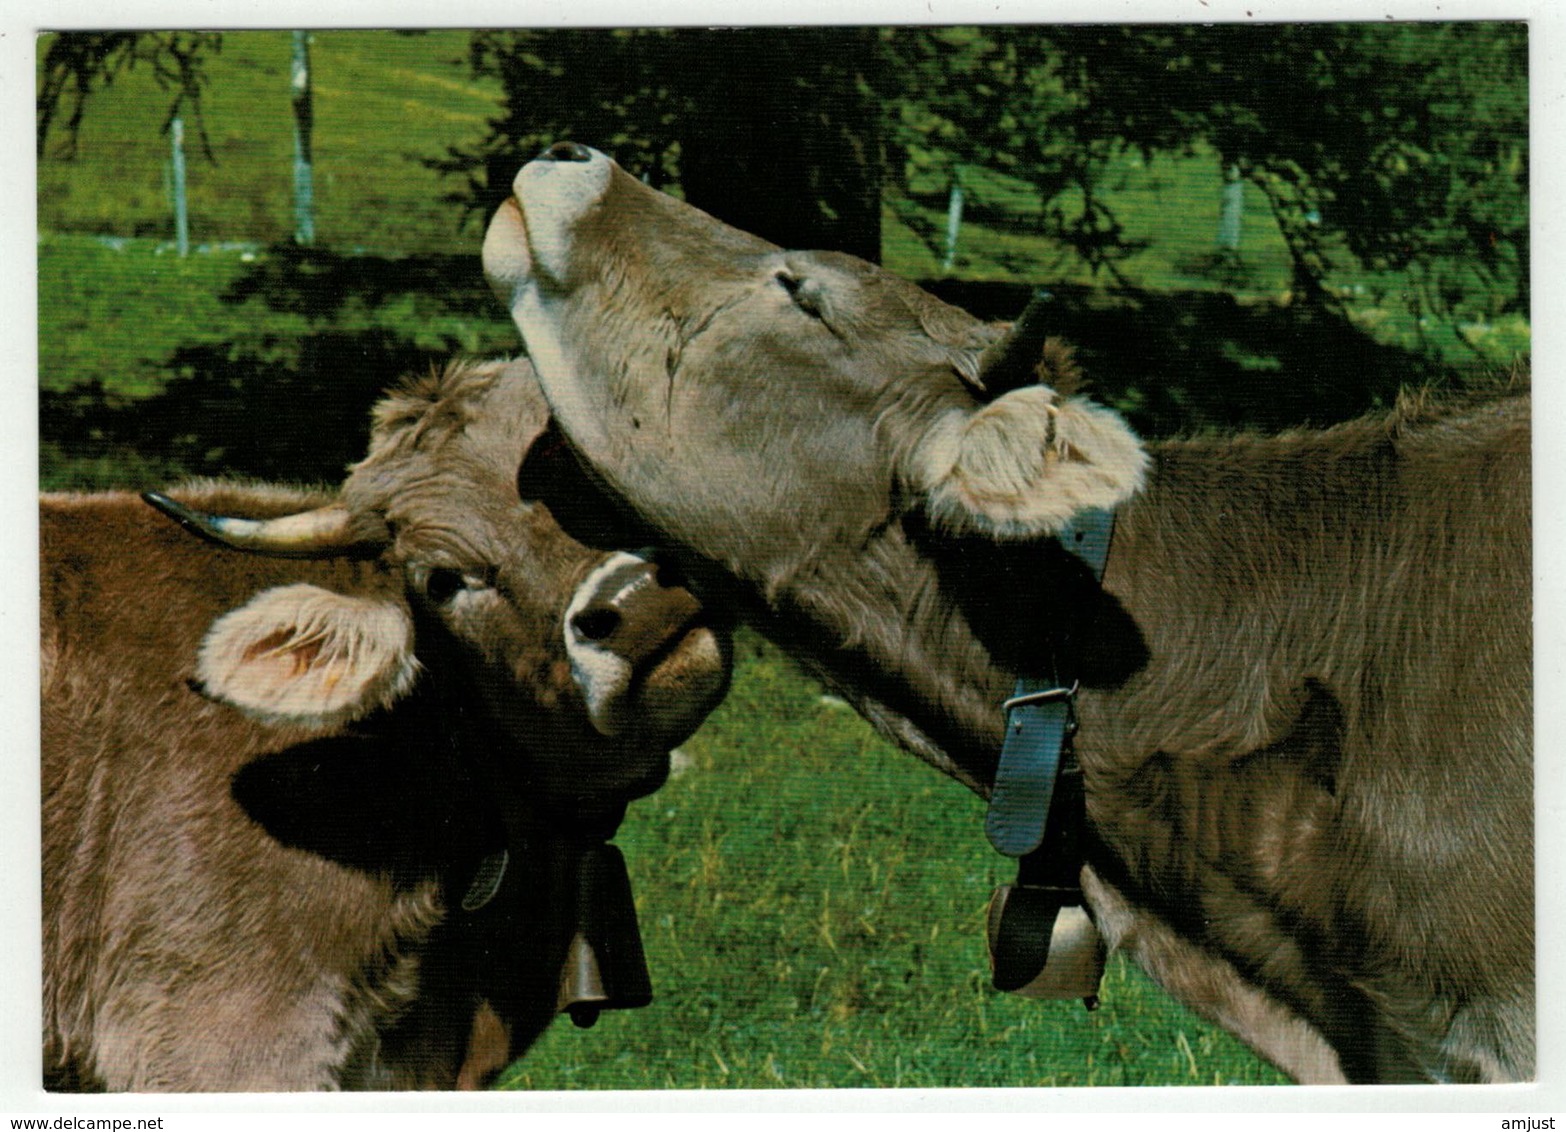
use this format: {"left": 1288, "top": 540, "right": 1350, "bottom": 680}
{"left": 729, "top": 573, "right": 1002, "bottom": 795}
{"left": 455, "top": 716, "right": 633, "bottom": 890}
{"left": 724, "top": 504, "right": 1142, "bottom": 801}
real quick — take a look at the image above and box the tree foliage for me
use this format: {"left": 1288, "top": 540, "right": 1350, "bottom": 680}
{"left": 437, "top": 28, "right": 884, "bottom": 260}
{"left": 886, "top": 23, "right": 1527, "bottom": 334}
{"left": 37, "top": 25, "right": 1526, "bottom": 346}
{"left": 1088, "top": 23, "right": 1527, "bottom": 327}
{"left": 883, "top": 27, "right": 1140, "bottom": 278}
{"left": 37, "top": 31, "right": 222, "bottom": 160}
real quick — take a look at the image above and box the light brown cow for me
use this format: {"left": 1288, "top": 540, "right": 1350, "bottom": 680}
{"left": 479, "top": 143, "right": 1531, "bottom": 1084}
{"left": 41, "top": 356, "right": 730, "bottom": 1091}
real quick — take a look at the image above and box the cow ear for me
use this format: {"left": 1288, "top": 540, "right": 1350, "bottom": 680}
{"left": 910, "top": 386, "right": 1149, "bottom": 539}
{"left": 198, "top": 583, "right": 421, "bottom": 727}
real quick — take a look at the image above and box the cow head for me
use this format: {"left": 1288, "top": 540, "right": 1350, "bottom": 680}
{"left": 151, "top": 358, "right": 731, "bottom": 810}
{"left": 482, "top": 143, "right": 1148, "bottom": 588}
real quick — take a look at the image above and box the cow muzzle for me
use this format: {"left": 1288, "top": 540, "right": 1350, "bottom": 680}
{"left": 506, "top": 142, "right": 614, "bottom": 286}
{"left": 565, "top": 551, "right": 729, "bottom": 742}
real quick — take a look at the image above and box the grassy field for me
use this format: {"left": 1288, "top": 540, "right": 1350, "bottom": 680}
{"left": 37, "top": 231, "right": 518, "bottom": 402}
{"left": 37, "top": 29, "right": 1523, "bottom": 1092}
{"left": 37, "top": 31, "right": 498, "bottom": 255}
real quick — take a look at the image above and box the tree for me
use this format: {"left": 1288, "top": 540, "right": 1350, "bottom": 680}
{"left": 37, "top": 32, "right": 222, "bottom": 160}
{"left": 436, "top": 28, "right": 884, "bottom": 261}
{"left": 883, "top": 27, "right": 1142, "bottom": 280}
{"left": 887, "top": 23, "right": 1528, "bottom": 336}
{"left": 1083, "top": 24, "right": 1524, "bottom": 320}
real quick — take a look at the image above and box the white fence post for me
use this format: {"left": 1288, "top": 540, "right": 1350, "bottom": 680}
{"left": 170, "top": 116, "right": 190, "bottom": 257}
{"left": 292, "top": 30, "right": 316, "bottom": 246}
{"left": 1217, "top": 162, "right": 1244, "bottom": 255}
{"left": 942, "top": 166, "right": 965, "bottom": 272}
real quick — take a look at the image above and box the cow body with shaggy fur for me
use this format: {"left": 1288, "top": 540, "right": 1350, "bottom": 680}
{"left": 479, "top": 144, "right": 1531, "bottom": 1083}
{"left": 42, "top": 358, "right": 729, "bottom": 1090}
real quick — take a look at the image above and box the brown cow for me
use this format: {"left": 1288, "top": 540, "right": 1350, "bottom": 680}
{"left": 478, "top": 143, "right": 1531, "bottom": 1084}
{"left": 42, "top": 356, "right": 731, "bottom": 1091}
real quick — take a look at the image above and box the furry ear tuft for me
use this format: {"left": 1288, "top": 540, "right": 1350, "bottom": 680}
{"left": 198, "top": 584, "right": 420, "bottom": 727}
{"left": 952, "top": 333, "right": 1084, "bottom": 399}
{"left": 913, "top": 386, "right": 1149, "bottom": 539}
{"left": 1036, "top": 338, "right": 1084, "bottom": 397}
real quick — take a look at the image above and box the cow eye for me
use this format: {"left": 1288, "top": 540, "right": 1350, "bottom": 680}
{"left": 420, "top": 566, "right": 495, "bottom": 605}
{"left": 775, "top": 270, "right": 823, "bottom": 318}
{"left": 423, "top": 568, "right": 465, "bottom": 605}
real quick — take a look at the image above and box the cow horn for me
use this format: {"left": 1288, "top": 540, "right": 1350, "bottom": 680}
{"left": 973, "top": 288, "right": 1055, "bottom": 399}
{"left": 142, "top": 491, "right": 389, "bottom": 558}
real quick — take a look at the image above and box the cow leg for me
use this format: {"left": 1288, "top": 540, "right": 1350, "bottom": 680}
{"left": 1082, "top": 867, "right": 1347, "bottom": 1085}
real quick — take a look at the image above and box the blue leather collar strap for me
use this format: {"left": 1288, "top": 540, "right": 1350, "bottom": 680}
{"left": 985, "top": 508, "right": 1115, "bottom": 857}
{"left": 983, "top": 507, "right": 1115, "bottom": 1006}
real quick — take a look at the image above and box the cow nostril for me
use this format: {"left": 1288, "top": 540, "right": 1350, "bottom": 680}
{"left": 573, "top": 607, "right": 621, "bottom": 642}
{"left": 541, "top": 141, "right": 593, "bottom": 163}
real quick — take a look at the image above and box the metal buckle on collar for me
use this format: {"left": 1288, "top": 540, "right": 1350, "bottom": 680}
{"left": 1001, "top": 680, "right": 1079, "bottom": 715}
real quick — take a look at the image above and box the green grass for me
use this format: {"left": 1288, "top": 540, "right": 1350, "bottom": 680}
{"left": 499, "top": 631, "right": 1289, "bottom": 1090}
{"left": 38, "top": 233, "right": 523, "bottom": 492}
{"left": 38, "top": 31, "right": 498, "bottom": 254}
{"left": 39, "top": 233, "right": 270, "bottom": 399}
{"left": 37, "top": 231, "right": 518, "bottom": 402}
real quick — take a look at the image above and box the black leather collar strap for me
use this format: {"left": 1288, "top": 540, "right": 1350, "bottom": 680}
{"left": 985, "top": 508, "right": 1116, "bottom": 857}
{"left": 984, "top": 507, "right": 1116, "bottom": 1005}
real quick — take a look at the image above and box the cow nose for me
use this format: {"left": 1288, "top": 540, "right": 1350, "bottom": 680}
{"left": 569, "top": 557, "right": 702, "bottom": 670}
{"left": 564, "top": 549, "right": 727, "bottom": 742}
{"left": 540, "top": 141, "right": 594, "bottom": 163}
